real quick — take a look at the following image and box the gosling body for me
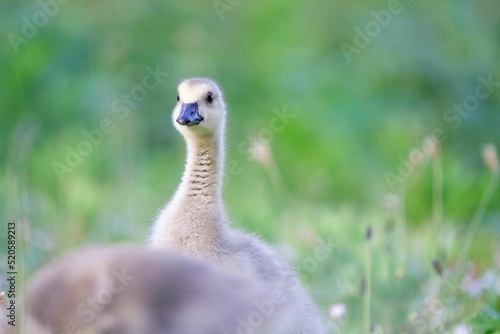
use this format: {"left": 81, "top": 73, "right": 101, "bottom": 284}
{"left": 17, "top": 245, "right": 290, "bottom": 334}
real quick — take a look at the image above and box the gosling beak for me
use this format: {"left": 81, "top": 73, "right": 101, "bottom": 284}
{"left": 176, "top": 103, "right": 203, "bottom": 126}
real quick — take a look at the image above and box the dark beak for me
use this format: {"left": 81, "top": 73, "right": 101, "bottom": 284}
{"left": 176, "top": 103, "right": 203, "bottom": 126}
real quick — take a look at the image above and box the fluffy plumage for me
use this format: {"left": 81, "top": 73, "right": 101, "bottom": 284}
{"left": 16, "top": 245, "right": 291, "bottom": 334}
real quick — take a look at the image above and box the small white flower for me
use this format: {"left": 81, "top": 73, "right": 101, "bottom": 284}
{"left": 482, "top": 143, "right": 498, "bottom": 173}
{"left": 453, "top": 324, "right": 471, "bottom": 334}
{"left": 424, "top": 136, "right": 439, "bottom": 160}
{"left": 461, "top": 270, "right": 495, "bottom": 297}
{"left": 382, "top": 193, "right": 400, "bottom": 213}
{"left": 249, "top": 139, "right": 272, "bottom": 167}
{"left": 329, "top": 303, "right": 346, "bottom": 319}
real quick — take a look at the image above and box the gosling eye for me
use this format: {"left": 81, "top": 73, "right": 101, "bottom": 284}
{"left": 176, "top": 95, "right": 180, "bottom": 102}
{"left": 206, "top": 92, "right": 214, "bottom": 104}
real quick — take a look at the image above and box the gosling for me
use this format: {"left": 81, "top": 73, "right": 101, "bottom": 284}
{"left": 16, "top": 245, "right": 291, "bottom": 334}
{"left": 151, "top": 78, "right": 324, "bottom": 333}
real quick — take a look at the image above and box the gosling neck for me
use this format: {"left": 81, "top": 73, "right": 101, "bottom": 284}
{"left": 179, "top": 132, "right": 224, "bottom": 206}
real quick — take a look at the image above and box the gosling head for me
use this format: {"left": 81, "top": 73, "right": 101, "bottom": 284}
{"left": 173, "top": 78, "right": 226, "bottom": 138}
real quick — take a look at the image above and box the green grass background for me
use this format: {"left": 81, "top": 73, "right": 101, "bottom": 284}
{"left": 1, "top": 0, "right": 500, "bottom": 332}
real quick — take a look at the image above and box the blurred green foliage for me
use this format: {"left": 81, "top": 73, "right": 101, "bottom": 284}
{"left": 1, "top": 0, "right": 500, "bottom": 332}
{"left": 469, "top": 301, "right": 500, "bottom": 334}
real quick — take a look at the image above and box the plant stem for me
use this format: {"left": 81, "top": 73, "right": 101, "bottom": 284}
{"left": 457, "top": 171, "right": 499, "bottom": 270}
{"left": 363, "top": 232, "right": 372, "bottom": 334}
{"left": 264, "top": 159, "right": 295, "bottom": 210}
{"left": 397, "top": 185, "right": 407, "bottom": 266}
{"left": 432, "top": 157, "right": 443, "bottom": 258}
